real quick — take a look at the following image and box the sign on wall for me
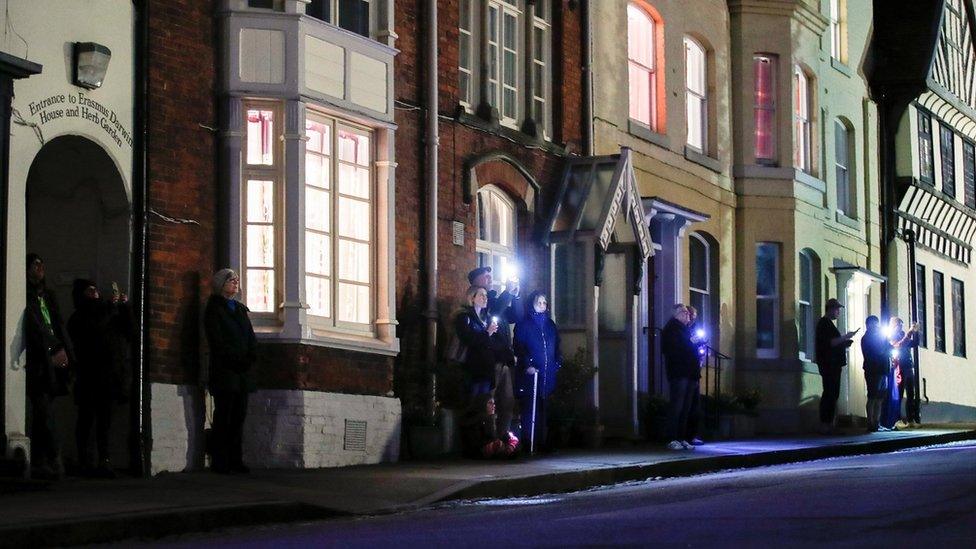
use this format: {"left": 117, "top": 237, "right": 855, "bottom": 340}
{"left": 26, "top": 91, "right": 132, "bottom": 149}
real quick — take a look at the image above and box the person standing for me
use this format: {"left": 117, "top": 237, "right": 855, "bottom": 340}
{"left": 814, "top": 298, "right": 858, "bottom": 434}
{"left": 888, "top": 317, "right": 921, "bottom": 426}
{"left": 467, "top": 266, "right": 523, "bottom": 324}
{"left": 204, "top": 269, "right": 257, "bottom": 474}
{"left": 661, "top": 304, "right": 699, "bottom": 450}
{"left": 860, "top": 316, "right": 891, "bottom": 432}
{"left": 67, "top": 279, "right": 132, "bottom": 478}
{"left": 24, "top": 254, "right": 72, "bottom": 479}
{"left": 513, "top": 291, "right": 562, "bottom": 453}
{"left": 684, "top": 306, "right": 706, "bottom": 446}
{"left": 455, "top": 285, "right": 516, "bottom": 457}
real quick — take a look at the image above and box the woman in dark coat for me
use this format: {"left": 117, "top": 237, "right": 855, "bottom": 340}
{"left": 204, "top": 269, "right": 257, "bottom": 474}
{"left": 67, "top": 279, "right": 131, "bottom": 477}
{"left": 455, "top": 285, "right": 515, "bottom": 457}
{"left": 513, "top": 291, "right": 561, "bottom": 453}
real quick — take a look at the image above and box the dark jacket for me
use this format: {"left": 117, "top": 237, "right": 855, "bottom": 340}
{"left": 661, "top": 318, "right": 698, "bottom": 381}
{"left": 204, "top": 295, "right": 258, "bottom": 394}
{"left": 67, "top": 294, "right": 132, "bottom": 404}
{"left": 488, "top": 289, "right": 523, "bottom": 325}
{"left": 454, "top": 306, "right": 513, "bottom": 386}
{"left": 513, "top": 307, "right": 562, "bottom": 399}
{"left": 815, "top": 316, "right": 851, "bottom": 370}
{"left": 860, "top": 328, "right": 891, "bottom": 376}
{"left": 890, "top": 329, "right": 919, "bottom": 371}
{"left": 24, "top": 281, "right": 72, "bottom": 396}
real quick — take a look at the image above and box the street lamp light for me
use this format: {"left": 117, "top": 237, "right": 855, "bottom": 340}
{"left": 73, "top": 42, "right": 111, "bottom": 89}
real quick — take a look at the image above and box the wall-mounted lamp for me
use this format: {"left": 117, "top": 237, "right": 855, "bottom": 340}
{"left": 73, "top": 42, "right": 112, "bottom": 89}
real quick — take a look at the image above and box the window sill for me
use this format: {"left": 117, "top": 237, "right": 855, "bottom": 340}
{"left": 830, "top": 58, "right": 853, "bottom": 78}
{"left": 794, "top": 169, "right": 826, "bottom": 193}
{"left": 255, "top": 326, "right": 400, "bottom": 356}
{"left": 834, "top": 211, "right": 861, "bottom": 231}
{"left": 456, "top": 110, "right": 567, "bottom": 155}
{"left": 628, "top": 119, "right": 670, "bottom": 150}
{"left": 683, "top": 146, "right": 722, "bottom": 173}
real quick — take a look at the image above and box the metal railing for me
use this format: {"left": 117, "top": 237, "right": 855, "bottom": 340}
{"left": 702, "top": 344, "right": 730, "bottom": 430}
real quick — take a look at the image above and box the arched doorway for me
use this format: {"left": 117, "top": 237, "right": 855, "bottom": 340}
{"left": 25, "top": 135, "right": 132, "bottom": 472}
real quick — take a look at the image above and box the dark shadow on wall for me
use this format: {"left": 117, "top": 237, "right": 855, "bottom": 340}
{"left": 180, "top": 272, "right": 204, "bottom": 469}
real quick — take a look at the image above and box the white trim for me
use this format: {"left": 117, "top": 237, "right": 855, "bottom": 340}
{"left": 756, "top": 242, "right": 781, "bottom": 359}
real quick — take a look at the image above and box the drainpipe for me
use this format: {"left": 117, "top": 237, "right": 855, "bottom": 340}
{"left": 424, "top": 0, "right": 439, "bottom": 422}
{"left": 582, "top": 0, "right": 594, "bottom": 156}
{"left": 131, "top": 0, "right": 151, "bottom": 476}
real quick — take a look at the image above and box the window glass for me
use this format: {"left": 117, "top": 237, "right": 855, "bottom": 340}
{"left": 940, "top": 124, "right": 956, "bottom": 198}
{"left": 627, "top": 3, "right": 656, "bottom": 128}
{"left": 918, "top": 110, "right": 934, "bottom": 182}
{"left": 754, "top": 55, "right": 776, "bottom": 163}
{"left": 934, "top": 270, "right": 945, "bottom": 352}
{"left": 459, "top": 0, "right": 473, "bottom": 106}
{"left": 952, "top": 278, "right": 966, "bottom": 357}
{"left": 963, "top": 140, "right": 975, "bottom": 208}
{"left": 793, "top": 67, "right": 811, "bottom": 171}
{"left": 554, "top": 242, "right": 585, "bottom": 326}
{"left": 916, "top": 264, "right": 927, "bottom": 347}
{"left": 476, "top": 186, "right": 517, "bottom": 295}
{"left": 685, "top": 38, "right": 706, "bottom": 151}
{"left": 338, "top": 0, "right": 370, "bottom": 37}
{"left": 756, "top": 242, "right": 779, "bottom": 354}
{"left": 246, "top": 110, "right": 274, "bottom": 165}
{"left": 835, "top": 120, "right": 851, "bottom": 216}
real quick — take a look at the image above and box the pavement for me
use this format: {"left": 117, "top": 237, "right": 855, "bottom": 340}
{"left": 1, "top": 424, "right": 973, "bottom": 547}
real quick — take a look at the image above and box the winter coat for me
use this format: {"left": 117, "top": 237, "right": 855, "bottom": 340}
{"left": 488, "top": 289, "right": 523, "bottom": 324}
{"left": 860, "top": 328, "right": 891, "bottom": 376}
{"left": 815, "top": 316, "right": 852, "bottom": 370}
{"left": 204, "top": 295, "right": 258, "bottom": 394}
{"left": 890, "top": 329, "right": 918, "bottom": 372}
{"left": 24, "top": 281, "right": 72, "bottom": 397}
{"left": 454, "top": 306, "right": 513, "bottom": 387}
{"left": 661, "top": 318, "right": 699, "bottom": 381}
{"left": 513, "top": 311, "right": 562, "bottom": 399}
{"left": 68, "top": 297, "right": 132, "bottom": 405}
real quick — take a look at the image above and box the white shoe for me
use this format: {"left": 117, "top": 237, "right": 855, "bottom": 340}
{"left": 667, "top": 440, "right": 684, "bottom": 450}
{"left": 680, "top": 440, "right": 695, "bottom": 450}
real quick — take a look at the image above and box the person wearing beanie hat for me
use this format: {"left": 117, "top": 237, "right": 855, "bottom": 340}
{"left": 203, "top": 268, "right": 256, "bottom": 474}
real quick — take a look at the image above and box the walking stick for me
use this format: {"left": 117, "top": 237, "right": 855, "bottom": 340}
{"left": 530, "top": 370, "right": 539, "bottom": 454}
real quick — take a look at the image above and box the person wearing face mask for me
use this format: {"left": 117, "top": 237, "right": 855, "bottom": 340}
{"left": 204, "top": 269, "right": 257, "bottom": 474}
{"left": 67, "top": 279, "right": 132, "bottom": 478}
{"left": 513, "top": 291, "right": 562, "bottom": 454}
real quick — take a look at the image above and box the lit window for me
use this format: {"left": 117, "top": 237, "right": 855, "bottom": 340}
{"left": 793, "top": 66, "right": 812, "bottom": 172}
{"left": 486, "top": 1, "right": 521, "bottom": 127}
{"left": 684, "top": 37, "right": 707, "bottom": 152}
{"left": 835, "top": 119, "right": 853, "bottom": 217}
{"left": 628, "top": 3, "right": 658, "bottom": 129}
{"left": 476, "top": 186, "right": 517, "bottom": 295}
{"left": 754, "top": 55, "right": 776, "bottom": 164}
{"left": 305, "top": 113, "right": 374, "bottom": 329}
{"left": 305, "top": 0, "right": 372, "bottom": 38}
{"left": 756, "top": 242, "right": 780, "bottom": 357}
{"left": 951, "top": 278, "right": 966, "bottom": 357}
{"left": 829, "top": 0, "right": 844, "bottom": 61}
{"left": 940, "top": 123, "right": 956, "bottom": 198}
{"left": 689, "top": 234, "right": 711, "bottom": 329}
{"left": 243, "top": 106, "right": 280, "bottom": 313}
{"left": 918, "top": 109, "right": 934, "bottom": 183}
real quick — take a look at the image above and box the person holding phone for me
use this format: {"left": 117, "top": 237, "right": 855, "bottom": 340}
{"left": 815, "top": 298, "right": 858, "bottom": 434}
{"left": 455, "top": 285, "right": 517, "bottom": 456}
{"left": 888, "top": 317, "right": 921, "bottom": 425}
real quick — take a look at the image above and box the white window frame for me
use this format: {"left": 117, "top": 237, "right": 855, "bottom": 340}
{"left": 459, "top": 0, "right": 474, "bottom": 109}
{"left": 754, "top": 54, "right": 777, "bottom": 164}
{"left": 793, "top": 65, "right": 812, "bottom": 173}
{"left": 627, "top": 2, "right": 657, "bottom": 130}
{"left": 688, "top": 233, "right": 711, "bottom": 329}
{"left": 487, "top": 0, "right": 522, "bottom": 128}
{"left": 531, "top": 0, "right": 552, "bottom": 139}
{"left": 684, "top": 36, "right": 707, "bottom": 153}
{"left": 242, "top": 101, "right": 284, "bottom": 318}
{"left": 756, "top": 242, "right": 780, "bottom": 358}
{"left": 828, "top": 0, "right": 844, "bottom": 61}
{"left": 304, "top": 0, "right": 375, "bottom": 39}
{"left": 476, "top": 185, "right": 518, "bottom": 295}
{"left": 797, "top": 249, "right": 816, "bottom": 360}
{"left": 304, "top": 111, "right": 376, "bottom": 335}
{"left": 835, "top": 119, "right": 853, "bottom": 217}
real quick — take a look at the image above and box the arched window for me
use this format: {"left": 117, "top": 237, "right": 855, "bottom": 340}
{"left": 689, "top": 233, "right": 711, "bottom": 327}
{"left": 798, "top": 249, "right": 820, "bottom": 359}
{"left": 684, "top": 37, "right": 707, "bottom": 152}
{"left": 793, "top": 65, "right": 813, "bottom": 172}
{"left": 627, "top": 2, "right": 660, "bottom": 130}
{"left": 834, "top": 118, "right": 855, "bottom": 217}
{"left": 477, "top": 185, "right": 518, "bottom": 293}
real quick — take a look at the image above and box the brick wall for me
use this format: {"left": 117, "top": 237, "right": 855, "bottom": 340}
{"left": 393, "top": 1, "right": 584, "bottom": 419}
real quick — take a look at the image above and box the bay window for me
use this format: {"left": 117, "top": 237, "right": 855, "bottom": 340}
{"left": 754, "top": 54, "right": 776, "bottom": 164}
{"left": 305, "top": 0, "right": 372, "bottom": 38}
{"left": 918, "top": 109, "right": 934, "bottom": 183}
{"left": 628, "top": 2, "right": 658, "bottom": 129}
{"left": 243, "top": 105, "right": 281, "bottom": 313}
{"left": 793, "top": 66, "right": 812, "bottom": 173}
{"left": 684, "top": 37, "right": 707, "bottom": 152}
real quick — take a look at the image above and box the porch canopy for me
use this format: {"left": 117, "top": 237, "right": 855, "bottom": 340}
{"left": 544, "top": 147, "right": 652, "bottom": 262}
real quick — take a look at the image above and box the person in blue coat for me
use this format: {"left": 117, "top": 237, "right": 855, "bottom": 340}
{"left": 513, "top": 291, "right": 562, "bottom": 453}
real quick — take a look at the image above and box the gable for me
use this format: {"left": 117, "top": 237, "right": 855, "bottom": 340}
{"left": 931, "top": 0, "right": 976, "bottom": 111}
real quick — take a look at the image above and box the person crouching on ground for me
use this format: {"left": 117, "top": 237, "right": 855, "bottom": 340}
{"left": 662, "top": 304, "right": 700, "bottom": 450}
{"left": 513, "top": 291, "right": 561, "bottom": 454}
{"left": 455, "top": 285, "right": 518, "bottom": 457}
{"left": 67, "top": 279, "right": 132, "bottom": 478}
{"left": 204, "top": 269, "right": 257, "bottom": 474}
{"left": 860, "top": 315, "right": 891, "bottom": 432}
